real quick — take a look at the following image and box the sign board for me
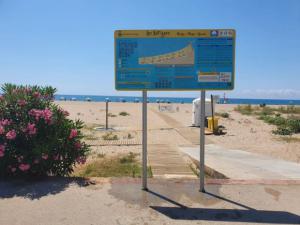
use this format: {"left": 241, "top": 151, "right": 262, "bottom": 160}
{"left": 115, "top": 29, "right": 235, "bottom": 90}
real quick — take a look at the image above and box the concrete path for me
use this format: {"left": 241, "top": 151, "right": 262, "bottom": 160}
{"left": 180, "top": 144, "right": 300, "bottom": 180}
{"left": 148, "top": 144, "right": 196, "bottom": 178}
{"left": 1, "top": 177, "right": 300, "bottom": 225}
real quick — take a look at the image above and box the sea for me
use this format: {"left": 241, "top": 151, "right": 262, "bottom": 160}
{"left": 55, "top": 94, "right": 300, "bottom": 105}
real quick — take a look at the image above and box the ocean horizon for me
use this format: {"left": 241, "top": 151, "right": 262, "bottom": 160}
{"left": 55, "top": 94, "right": 300, "bottom": 105}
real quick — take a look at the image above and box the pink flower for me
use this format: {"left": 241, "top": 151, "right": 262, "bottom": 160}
{"left": 11, "top": 167, "right": 17, "bottom": 173}
{"left": 0, "top": 119, "right": 12, "bottom": 126}
{"left": 19, "top": 163, "right": 30, "bottom": 171}
{"left": 0, "top": 125, "right": 4, "bottom": 135}
{"left": 33, "top": 91, "right": 41, "bottom": 98}
{"left": 69, "top": 129, "right": 78, "bottom": 139}
{"left": 76, "top": 156, "right": 86, "bottom": 164}
{"left": 29, "top": 108, "right": 52, "bottom": 124}
{"left": 29, "top": 109, "right": 42, "bottom": 121}
{"left": 6, "top": 130, "right": 16, "bottom": 140}
{"left": 17, "top": 99, "right": 27, "bottom": 107}
{"left": 34, "top": 159, "right": 40, "bottom": 164}
{"left": 0, "top": 145, "right": 5, "bottom": 157}
{"left": 43, "top": 108, "right": 52, "bottom": 123}
{"left": 26, "top": 123, "right": 37, "bottom": 135}
{"left": 42, "top": 154, "right": 48, "bottom": 160}
{"left": 53, "top": 154, "right": 60, "bottom": 161}
{"left": 74, "top": 142, "right": 81, "bottom": 150}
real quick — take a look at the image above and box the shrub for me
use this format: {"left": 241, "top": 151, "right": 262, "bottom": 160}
{"left": 102, "top": 132, "right": 118, "bottom": 140}
{"left": 277, "top": 105, "right": 300, "bottom": 114}
{"left": 272, "top": 127, "right": 293, "bottom": 135}
{"left": 107, "top": 113, "right": 117, "bottom": 117}
{"left": 286, "top": 119, "right": 300, "bottom": 133}
{"left": 259, "top": 114, "right": 300, "bottom": 135}
{"left": 119, "top": 111, "right": 130, "bottom": 116}
{"left": 119, "top": 152, "right": 136, "bottom": 164}
{"left": 234, "top": 104, "right": 254, "bottom": 115}
{"left": 0, "top": 84, "right": 90, "bottom": 177}
{"left": 216, "top": 112, "right": 229, "bottom": 118}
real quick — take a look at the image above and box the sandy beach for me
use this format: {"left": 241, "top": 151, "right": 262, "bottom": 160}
{"left": 56, "top": 101, "right": 300, "bottom": 167}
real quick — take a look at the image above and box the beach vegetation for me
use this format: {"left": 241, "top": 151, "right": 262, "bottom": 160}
{"left": 73, "top": 153, "right": 152, "bottom": 178}
{"left": 235, "top": 104, "right": 300, "bottom": 116}
{"left": 258, "top": 114, "right": 300, "bottom": 135}
{"left": 102, "top": 132, "right": 118, "bottom": 140}
{"left": 278, "top": 136, "right": 300, "bottom": 143}
{"left": 84, "top": 134, "right": 98, "bottom": 140}
{"left": 0, "top": 84, "right": 90, "bottom": 177}
{"left": 276, "top": 105, "right": 300, "bottom": 114}
{"left": 127, "top": 133, "right": 133, "bottom": 139}
{"left": 108, "top": 113, "right": 117, "bottom": 117}
{"left": 234, "top": 104, "right": 255, "bottom": 115}
{"left": 97, "top": 153, "right": 105, "bottom": 158}
{"left": 215, "top": 112, "right": 230, "bottom": 118}
{"left": 119, "top": 111, "right": 130, "bottom": 116}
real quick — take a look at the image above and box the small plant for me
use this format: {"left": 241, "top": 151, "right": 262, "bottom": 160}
{"left": 216, "top": 112, "right": 229, "bottom": 118}
{"left": 84, "top": 134, "right": 98, "bottom": 140}
{"left": 97, "top": 153, "right": 105, "bottom": 158}
{"left": 258, "top": 106, "right": 274, "bottom": 116}
{"left": 119, "top": 111, "right": 130, "bottom": 116}
{"left": 279, "top": 136, "right": 300, "bottom": 143}
{"left": 108, "top": 113, "right": 117, "bottom": 117}
{"left": 119, "top": 152, "right": 137, "bottom": 164}
{"left": 102, "top": 132, "right": 118, "bottom": 140}
{"left": 277, "top": 105, "right": 300, "bottom": 114}
{"left": 234, "top": 104, "right": 254, "bottom": 115}
{"left": 127, "top": 133, "right": 133, "bottom": 139}
{"left": 272, "top": 127, "right": 293, "bottom": 135}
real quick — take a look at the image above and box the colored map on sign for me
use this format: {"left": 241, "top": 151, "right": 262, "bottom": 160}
{"left": 138, "top": 43, "right": 194, "bottom": 65}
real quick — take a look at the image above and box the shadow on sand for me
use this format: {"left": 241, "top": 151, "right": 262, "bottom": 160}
{"left": 148, "top": 190, "right": 300, "bottom": 224}
{"left": 0, "top": 177, "right": 90, "bottom": 200}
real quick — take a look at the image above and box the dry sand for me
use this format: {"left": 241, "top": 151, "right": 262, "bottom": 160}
{"left": 57, "top": 101, "right": 300, "bottom": 164}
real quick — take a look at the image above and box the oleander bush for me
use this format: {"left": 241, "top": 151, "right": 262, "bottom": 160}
{"left": 0, "top": 84, "right": 90, "bottom": 177}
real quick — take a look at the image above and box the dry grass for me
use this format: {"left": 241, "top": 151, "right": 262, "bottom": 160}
{"left": 278, "top": 136, "right": 300, "bottom": 143}
{"left": 73, "top": 153, "right": 152, "bottom": 178}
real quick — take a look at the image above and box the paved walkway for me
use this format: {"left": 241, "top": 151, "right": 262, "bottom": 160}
{"left": 1, "top": 177, "right": 300, "bottom": 225}
{"left": 180, "top": 144, "right": 300, "bottom": 180}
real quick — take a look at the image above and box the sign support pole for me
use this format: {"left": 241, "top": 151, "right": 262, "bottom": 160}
{"left": 200, "top": 90, "right": 206, "bottom": 192}
{"left": 142, "top": 90, "right": 148, "bottom": 190}
{"left": 105, "top": 100, "right": 109, "bottom": 130}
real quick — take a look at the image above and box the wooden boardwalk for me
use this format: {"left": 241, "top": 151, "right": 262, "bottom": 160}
{"left": 148, "top": 144, "right": 196, "bottom": 178}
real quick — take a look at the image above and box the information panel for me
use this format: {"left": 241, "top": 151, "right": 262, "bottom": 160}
{"left": 115, "top": 29, "right": 235, "bottom": 90}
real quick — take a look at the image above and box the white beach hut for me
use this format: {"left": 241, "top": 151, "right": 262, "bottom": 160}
{"left": 192, "top": 98, "right": 216, "bottom": 126}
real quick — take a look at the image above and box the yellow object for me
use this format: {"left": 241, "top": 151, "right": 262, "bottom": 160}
{"left": 207, "top": 117, "right": 219, "bottom": 131}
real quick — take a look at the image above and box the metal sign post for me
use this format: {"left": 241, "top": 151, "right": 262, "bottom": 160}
{"left": 200, "top": 90, "right": 206, "bottom": 192}
{"left": 142, "top": 90, "right": 148, "bottom": 190}
{"left": 105, "top": 100, "right": 109, "bottom": 130}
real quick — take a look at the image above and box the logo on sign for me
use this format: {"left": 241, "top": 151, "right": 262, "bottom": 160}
{"left": 211, "top": 30, "right": 218, "bottom": 37}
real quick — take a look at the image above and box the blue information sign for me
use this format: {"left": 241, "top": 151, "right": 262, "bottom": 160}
{"left": 115, "top": 29, "right": 235, "bottom": 90}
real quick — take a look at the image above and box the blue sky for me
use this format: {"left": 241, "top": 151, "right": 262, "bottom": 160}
{"left": 0, "top": 0, "right": 299, "bottom": 99}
